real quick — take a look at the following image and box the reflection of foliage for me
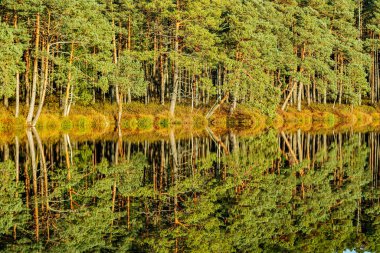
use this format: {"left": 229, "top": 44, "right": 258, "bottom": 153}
{"left": 2, "top": 133, "right": 380, "bottom": 252}
{"left": 46, "top": 149, "right": 149, "bottom": 252}
{"left": 112, "top": 153, "right": 147, "bottom": 196}
{"left": 0, "top": 161, "right": 30, "bottom": 251}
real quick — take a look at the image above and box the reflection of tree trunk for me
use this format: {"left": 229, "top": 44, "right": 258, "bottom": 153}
{"left": 169, "top": 129, "right": 179, "bottom": 224}
{"left": 297, "top": 129, "right": 303, "bottom": 162}
{"left": 15, "top": 136, "right": 20, "bottom": 184}
{"left": 24, "top": 154, "right": 30, "bottom": 209}
{"left": 127, "top": 141, "right": 131, "bottom": 162}
{"left": 112, "top": 181, "right": 117, "bottom": 213}
{"left": 63, "top": 134, "right": 73, "bottom": 209}
{"left": 33, "top": 128, "right": 49, "bottom": 210}
{"left": 281, "top": 132, "right": 299, "bottom": 165}
{"left": 160, "top": 140, "right": 165, "bottom": 192}
{"left": 229, "top": 130, "right": 238, "bottom": 153}
{"left": 27, "top": 130, "right": 39, "bottom": 241}
{"left": 14, "top": 136, "right": 20, "bottom": 240}
{"left": 323, "top": 134, "right": 327, "bottom": 161}
{"left": 115, "top": 129, "right": 123, "bottom": 165}
{"left": 113, "top": 130, "right": 123, "bottom": 213}
{"left": 3, "top": 143, "right": 9, "bottom": 161}
{"left": 228, "top": 130, "right": 238, "bottom": 180}
{"left": 127, "top": 196, "right": 131, "bottom": 230}
{"left": 206, "top": 127, "right": 229, "bottom": 155}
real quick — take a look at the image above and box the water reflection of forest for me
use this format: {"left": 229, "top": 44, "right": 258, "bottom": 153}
{"left": 0, "top": 129, "right": 379, "bottom": 252}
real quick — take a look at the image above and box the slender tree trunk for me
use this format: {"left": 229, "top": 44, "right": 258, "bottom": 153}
{"left": 338, "top": 54, "right": 343, "bottom": 105}
{"left": 206, "top": 91, "right": 229, "bottom": 119}
{"left": 128, "top": 14, "right": 132, "bottom": 51}
{"left": 297, "top": 82, "right": 303, "bottom": 112}
{"left": 25, "top": 50, "right": 31, "bottom": 107}
{"left": 297, "top": 45, "right": 305, "bottom": 112}
{"left": 14, "top": 15, "right": 20, "bottom": 118}
{"left": 113, "top": 18, "right": 120, "bottom": 106}
{"left": 281, "top": 81, "right": 297, "bottom": 111}
{"left": 169, "top": 5, "right": 180, "bottom": 117}
{"left": 160, "top": 53, "right": 165, "bottom": 105}
{"left": 63, "top": 43, "right": 74, "bottom": 117}
{"left": 118, "top": 94, "right": 123, "bottom": 127}
{"left": 127, "top": 15, "right": 132, "bottom": 104}
{"left": 371, "top": 33, "right": 375, "bottom": 103}
{"left": 27, "top": 13, "right": 40, "bottom": 125}
{"left": 32, "top": 40, "right": 50, "bottom": 126}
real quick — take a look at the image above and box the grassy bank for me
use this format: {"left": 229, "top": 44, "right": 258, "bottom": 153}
{"left": 0, "top": 103, "right": 209, "bottom": 141}
{"left": 1, "top": 103, "right": 380, "bottom": 141}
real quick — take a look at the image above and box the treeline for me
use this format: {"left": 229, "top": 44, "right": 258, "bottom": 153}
{"left": 1, "top": 0, "right": 380, "bottom": 125}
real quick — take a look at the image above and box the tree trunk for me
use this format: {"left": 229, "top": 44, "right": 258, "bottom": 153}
{"left": 281, "top": 81, "right": 297, "bottom": 111}
{"left": 27, "top": 13, "right": 40, "bottom": 125}
{"left": 14, "top": 15, "right": 20, "bottom": 118}
{"left": 206, "top": 91, "right": 229, "bottom": 119}
{"left": 15, "top": 73, "right": 20, "bottom": 117}
{"left": 63, "top": 43, "right": 74, "bottom": 117}
{"left": 113, "top": 17, "right": 120, "bottom": 105}
{"left": 297, "top": 82, "right": 303, "bottom": 112}
{"left": 169, "top": 10, "right": 180, "bottom": 117}
{"left": 118, "top": 93, "right": 123, "bottom": 127}
{"left": 160, "top": 53, "right": 165, "bottom": 105}
{"left": 25, "top": 50, "right": 31, "bottom": 107}
{"left": 32, "top": 40, "right": 50, "bottom": 126}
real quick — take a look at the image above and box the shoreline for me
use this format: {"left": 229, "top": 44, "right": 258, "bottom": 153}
{"left": 0, "top": 103, "right": 380, "bottom": 141}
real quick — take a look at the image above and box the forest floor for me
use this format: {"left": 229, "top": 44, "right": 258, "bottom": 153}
{"left": 1, "top": 102, "right": 380, "bottom": 143}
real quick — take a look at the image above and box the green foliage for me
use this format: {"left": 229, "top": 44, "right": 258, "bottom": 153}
{"left": 111, "top": 52, "right": 148, "bottom": 98}
{"left": 0, "top": 0, "right": 378, "bottom": 118}
{"left": 0, "top": 22, "right": 25, "bottom": 99}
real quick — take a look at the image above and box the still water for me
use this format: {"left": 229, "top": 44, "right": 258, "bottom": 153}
{"left": 0, "top": 128, "right": 379, "bottom": 252}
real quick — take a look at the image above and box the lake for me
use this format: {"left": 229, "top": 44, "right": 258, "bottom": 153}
{"left": 0, "top": 128, "right": 379, "bottom": 252}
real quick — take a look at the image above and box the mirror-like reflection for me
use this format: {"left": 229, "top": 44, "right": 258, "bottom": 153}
{"left": 0, "top": 129, "right": 380, "bottom": 252}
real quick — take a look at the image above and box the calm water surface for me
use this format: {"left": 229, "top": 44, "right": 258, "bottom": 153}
{"left": 0, "top": 129, "right": 380, "bottom": 252}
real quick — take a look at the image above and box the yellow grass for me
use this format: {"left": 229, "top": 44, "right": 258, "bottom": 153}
{"left": 1, "top": 103, "right": 380, "bottom": 142}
